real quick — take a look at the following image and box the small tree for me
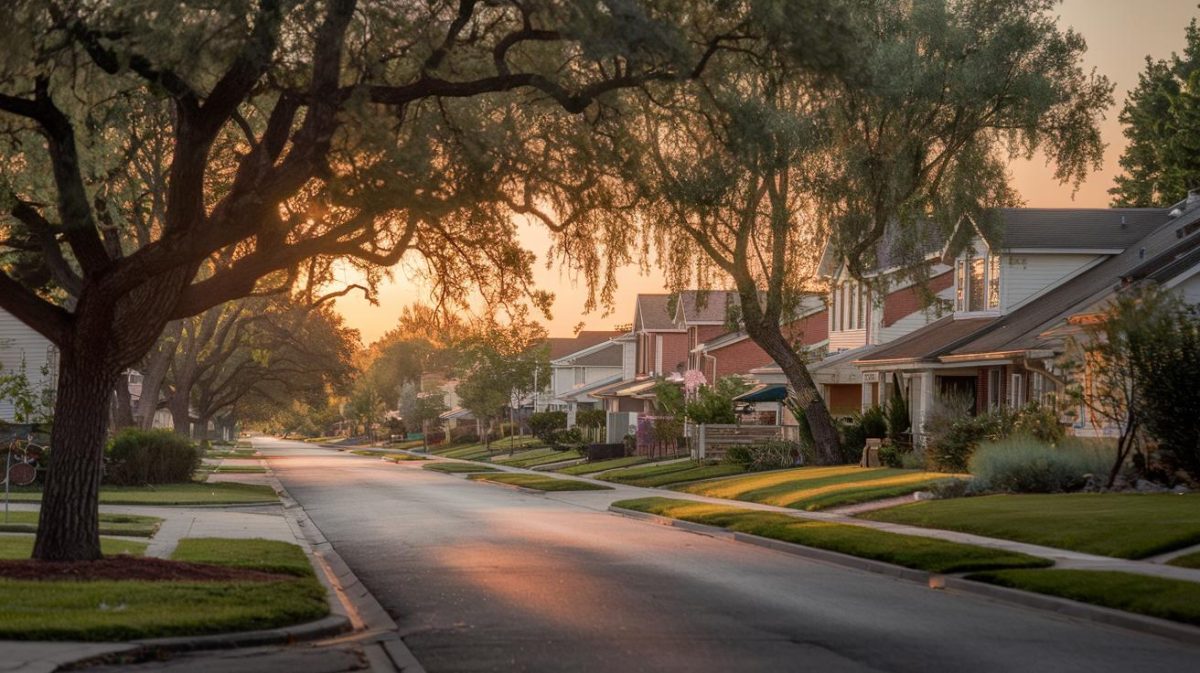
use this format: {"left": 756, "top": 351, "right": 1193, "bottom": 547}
{"left": 684, "top": 376, "right": 752, "bottom": 425}
{"left": 528, "top": 411, "right": 567, "bottom": 443}
{"left": 885, "top": 374, "right": 911, "bottom": 445}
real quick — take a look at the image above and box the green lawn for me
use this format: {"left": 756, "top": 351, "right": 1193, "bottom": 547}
{"left": 558, "top": 456, "right": 649, "bottom": 475}
{"left": 862, "top": 493, "right": 1200, "bottom": 559}
{"left": 490, "top": 447, "right": 560, "bottom": 465}
{"left": 1167, "top": 551, "right": 1200, "bottom": 569}
{"left": 469, "top": 473, "right": 614, "bottom": 492}
{"left": 422, "top": 462, "right": 500, "bottom": 473}
{"left": 676, "top": 465, "right": 961, "bottom": 511}
{"left": 212, "top": 466, "right": 266, "bottom": 474}
{"left": 508, "top": 450, "right": 582, "bottom": 469}
{"left": 0, "top": 512, "right": 162, "bottom": 538}
{"left": 208, "top": 449, "right": 258, "bottom": 459}
{"left": 0, "top": 537, "right": 327, "bottom": 641}
{"left": 598, "top": 460, "right": 747, "bottom": 488}
{"left": 2, "top": 482, "right": 278, "bottom": 506}
{"left": 0, "top": 535, "right": 147, "bottom": 559}
{"left": 171, "top": 538, "right": 313, "bottom": 577}
{"left": 616, "top": 497, "right": 1050, "bottom": 574}
{"left": 386, "top": 454, "right": 427, "bottom": 462}
{"left": 968, "top": 569, "right": 1200, "bottom": 626}
{"left": 433, "top": 437, "right": 541, "bottom": 459}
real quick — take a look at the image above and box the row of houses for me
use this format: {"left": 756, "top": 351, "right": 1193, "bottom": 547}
{"left": 542, "top": 198, "right": 1200, "bottom": 446}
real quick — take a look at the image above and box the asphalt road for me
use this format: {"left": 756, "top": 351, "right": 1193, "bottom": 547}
{"left": 259, "top": 437, "right": 1200, "bottom": 673}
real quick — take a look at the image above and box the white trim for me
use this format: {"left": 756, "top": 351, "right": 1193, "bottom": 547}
{"left": 1006, "top": 247, "right": 1124, "bottom": 255}
{"left": 1163, "top": 263, "right": 1200, "bottom": 289}
{"left": 655, "top": 336, "right": 663, "bottom": 374}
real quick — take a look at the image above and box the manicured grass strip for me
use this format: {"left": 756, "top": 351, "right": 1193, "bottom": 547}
{"left": 862, "top": 493, "right": 1200, "bottom": 559}
{"left": 509, "top": 450, "right": 582, "bottom": 468}
{"left": 208, "top": 449, "right": 258, "bottom": 458}
{"left": 967, "top": 569, "right": 1200, "bottom": 627}
{"left": 213, "top": 466, "right": 266, "bottom": 473}
{"left": 468, "top": 473, "right": 613, "bottom": 492}
{"left": 558, "top": 456, "right": 650, "bottom": 475}
{"left": 1, "top": 482, "right": 279, "bottom": 506}
{"left": 433, "top": 437, "right": 541, "bottom": 457}
{"left": 1167, "top": 551, "right": 1200, "bottom": 569}
{"left": 386, "top": 454, "right": 427, "bottom": 462}
{"left": 616, "top": 497, "right": 1051, "bottom": 574}
{"left": 171, "top": 538, "right": 313, "bottom": 577}
{"left": 677, "top": 465, "right": 960, "bottom": 511}
{"left": 491, "top": 447, "right": 560, "bottom": 464}
{"left": 0, "top": 512, "right": 162, "bottom": 538}
{"left": 0, "top": 536, "right": 147, "bottom": 559}
{"left": 422, "top": 462, "right": 500, "bottom": 473}
{"left": 0, "top": 577, "right": 327, "bottom": 641}
{"left": 600, "top": 460, "right": 746, "bottom": 487}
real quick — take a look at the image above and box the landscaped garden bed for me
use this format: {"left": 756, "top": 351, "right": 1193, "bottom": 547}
{"left": 675, "top": 465, "right": 960, "bottom": 511}
{"left": 861, "top": 493, "right": 1200, "bottom": 559}
{"left": 614, "top": 497, "right": 1050, "bottom": 574}
{"left": 468, "top": 473, "right": 613, "bottom": 492}
{"left": 598, "top": 460, "right": 746, "bottom": 487}
{"left": 0, "top": 538, "right": 326, "bottom": 641}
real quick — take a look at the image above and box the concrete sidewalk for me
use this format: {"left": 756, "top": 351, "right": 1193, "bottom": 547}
{"left": 410, "top": 449, "right": 1200, "bottom": 584}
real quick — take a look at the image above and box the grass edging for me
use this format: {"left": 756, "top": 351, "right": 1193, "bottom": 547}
{"left": 468, "top": 473, "right": 614, "bottom": 492}
{"left": 611, "top": 497, "right": 1049, "bottom": 574}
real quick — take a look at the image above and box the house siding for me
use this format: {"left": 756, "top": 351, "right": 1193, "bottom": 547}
{"left": 1002, "top": 253, "right": 1103, "bottom": 311}
{"left": 1178, "top": 273, "right": 1200, "bottom": 304}
{"left": 882, "top": 270, "right": 954, "bottom": 327}
{"left": 0, "top": 308, "right": 57, "bottom": 421}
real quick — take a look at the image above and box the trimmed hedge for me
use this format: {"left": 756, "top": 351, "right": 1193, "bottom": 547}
{"left": 106, "top": 429, "right": 200, "bottom": 485}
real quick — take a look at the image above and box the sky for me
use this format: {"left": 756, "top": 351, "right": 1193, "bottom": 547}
{"left": 335, "top": 0, "right": 1200, "bottom": 345}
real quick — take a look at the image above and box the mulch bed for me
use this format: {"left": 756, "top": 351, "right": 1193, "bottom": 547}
{"left": 0, "top": 557, "right": 290, "bottom": 582}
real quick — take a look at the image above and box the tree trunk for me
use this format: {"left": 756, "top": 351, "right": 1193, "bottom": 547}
{"left": 112, "top": 378, "right": 135, "bottom": 429}
{"left": 33, "top": 347, "right": 121, "bottom": 561}
{"left": 138, "top": 321, "right": 182, "bottom": 429}
{"left": 197, "top": 414, "right": 211, "bottom": 449}
{"left": 170, "top": 393, "right": 192, "bottom": 438}
{"left": 745, "top": 323, "right": 842, "bottom": 464}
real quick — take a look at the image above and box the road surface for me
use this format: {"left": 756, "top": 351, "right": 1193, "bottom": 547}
{"left": 259, "top": 437, "right": 1199, "bottom": 673}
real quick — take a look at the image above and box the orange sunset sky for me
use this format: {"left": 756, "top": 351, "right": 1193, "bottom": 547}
{"left": 334, "top": 0, "right": 1200, "bottom": 345}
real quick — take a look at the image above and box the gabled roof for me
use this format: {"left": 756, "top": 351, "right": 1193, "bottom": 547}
{"left": 820, "top": 220, "right": 946, "bottom": 278}
{"left": 556, "top": 373, "right": 625, "bottom": 402}
{"left": 951, "top": 208, "right": 1168, "bottom": 255}
{"left": 570, "top": 346, "right": 623, "bottom": 368}
{"left": 854, "top": 316, "right": 997, "bottom": 365}
{"left": 633, "top": 294, "right": 679, "bottom": 331}
{"left": 675, "top": 290, "right": 739, "bottom": 325}
{"left": 546, "top": 330, "right": 623, "bottom": 360}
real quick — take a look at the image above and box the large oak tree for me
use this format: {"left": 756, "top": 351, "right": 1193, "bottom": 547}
{"left": 0, "top": 0, "right": 744, "bottom": 560}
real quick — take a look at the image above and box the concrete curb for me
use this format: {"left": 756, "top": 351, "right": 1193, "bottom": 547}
{"left": 131, "top": 615, "right": 351, "bottom": 652}
{"left": 266, "top": 469, "right": 427, "bottom": 672}
{"left": 608, "top": 505, "right": 1200, "bottom": 648}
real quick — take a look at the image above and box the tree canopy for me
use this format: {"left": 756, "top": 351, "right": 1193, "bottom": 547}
{"left": 1111, "top": 20, "right": 1200, "bottom": 207}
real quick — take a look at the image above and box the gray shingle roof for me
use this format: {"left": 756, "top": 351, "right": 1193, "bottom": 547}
{"left": 981, "top": 208, "right": 1168, "bottom": 251}
{"left": 546, "top": 331, "right": 622, "bottom": 360}
{"left": 676, "top": 290, "right": 739, "bottom": 324}
{"left": 945, "top": 207, "right": 1200, "bottom": 357}
{"left": 855, "top": 317, "right": 997, "bottom": 364}
{"left": 634, "top": 294, "right": 677, "bottom": 331}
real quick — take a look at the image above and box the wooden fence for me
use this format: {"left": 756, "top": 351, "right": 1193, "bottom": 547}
{"left": 691, "top": 424, "right": 801, "bottom": 461}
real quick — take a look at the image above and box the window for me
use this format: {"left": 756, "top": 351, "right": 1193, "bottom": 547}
{"left": 833, "top": 281, "right": 867, "bottom": 332}
{"left": 987, "top": 369, "right": 1002, "bottom": 410}
{"left": 856, "top": 284, "right": 866, "bottom": 328}
{"left": 1008, "top": 373, "right": 1025, "bottom": 408}
{"left": 574, "top": 368, "right": 585, "bottom": 386}
{"left": 955, "top": 252, "right": 1002, "bottom": 312}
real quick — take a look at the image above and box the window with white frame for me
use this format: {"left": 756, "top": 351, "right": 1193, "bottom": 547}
{"left": 1008, "top": 372, "right": 1025, "bottom": 408}
{"left": 574, "top": 367, "right": 585, "bottom": 386}
{"left": 987, "top": 369, "right": 1002, "bottom": 410}
{"left": 955, "top": 251, "right": 1002, "bottom": 312}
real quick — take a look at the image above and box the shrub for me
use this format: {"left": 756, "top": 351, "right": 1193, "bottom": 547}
{"left": 1012, "top": 403, "right": 1064, "bottom": 443}
{"left": 724, "top": 440, "right": 798, "bottom": 471}
{"left": 878, "top": 444, "right": 903, "bottom": 468}
{"left": 549, "top": 426, "right": 584, "bottom": 450}
{"left": 968, "top": 435, "right": 1113, "bottom": 493}
{"left": 575, "top": 409, "right": 606, "bottom": 428}
{"left": 106, "top": 429, "right": 200, "bottom": 485}
{"left": 838, "top": 406, "right": 887, "bottom": 463}
{"left": 885, "top": 377, "right": 911, "bottom": 444}
{"left": 528, "top": 411, "right": 567, "bottom": 442}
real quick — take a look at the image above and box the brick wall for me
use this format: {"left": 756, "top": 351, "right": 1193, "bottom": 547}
{"left": 882, "top": 270, "right": 954, "bottom": 327}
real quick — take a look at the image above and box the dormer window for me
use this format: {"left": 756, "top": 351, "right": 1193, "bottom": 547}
{"left": 955, "top": 252, "right": 1000, "bottom": 312}
{"left": 831, "top": 280, "right": 867, "bottom": 332}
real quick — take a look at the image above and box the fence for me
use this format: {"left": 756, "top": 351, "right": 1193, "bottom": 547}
{"left": 691, "top": 424, "right": 802, "bottom": 461}
{"left": 635, "top": 415, "right": 686, "bottom": 459}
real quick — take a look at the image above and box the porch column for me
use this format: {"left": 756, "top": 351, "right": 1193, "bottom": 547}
{"left": 918, "top": 371, "right": 934, "bottom": 445}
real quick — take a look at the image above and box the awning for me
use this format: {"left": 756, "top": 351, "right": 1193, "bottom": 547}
{"left": 734, "top": 384, "right": 788, "bottom": 403}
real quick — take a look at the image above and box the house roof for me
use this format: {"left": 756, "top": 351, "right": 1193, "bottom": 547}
{"left": 821, "top": 220, "right": 946, "bottom": 278}
{"left": 557, "top": 373, "right": 625, "bottom": 402}
{"left": 546, "top": 331, "right": 623, "bottom": 360}
{"left": 634, "top": 294, "right": 678, "bottom": 331}
{"left": 855, "top": 316, "right": 997, "bottom": 365}
{"left": 570, "top": 345, "right": 623, "bottom": 367}
{"left": 590, "top": 378, "right": 657, "bottom": 398}
{"left": 942, "top": 205, "right": 1200, "bottom": 358}
{"left": 675, "top": 290, "right": 739, "bottom": 324}
{"left": 968, "top": 208, "right": 1168, "bottom": 252}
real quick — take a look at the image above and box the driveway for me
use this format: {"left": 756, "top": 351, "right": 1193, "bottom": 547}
{"left": 258, "top": 437, "right": 1199, "bottom": 673}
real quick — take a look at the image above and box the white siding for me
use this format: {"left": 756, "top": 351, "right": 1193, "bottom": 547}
{"left": 1177, "top": 273, "right": 1200, "bottom": 305}
{"left": 0, "top": 308, "right": 57, "bottom": 421}
{"left": 1002, "top": 253, "right": 1103, "bottom": 311}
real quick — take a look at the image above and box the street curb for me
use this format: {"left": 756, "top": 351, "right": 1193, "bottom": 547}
{"left": 608, "top": 505, "right": 1200, "bottom": 648}
{"left": 130, "top": 615, "right": 351, "bottom": 652}
{"left": 266, "top": 469, "right": 427, "bottom": 672}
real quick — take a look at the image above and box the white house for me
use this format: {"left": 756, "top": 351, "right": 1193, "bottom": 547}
{"left": 0, "top": 307, "right": 58, "bottom": 422}
{"left": 548, "top": 331, "right": 630, "bottom": 426}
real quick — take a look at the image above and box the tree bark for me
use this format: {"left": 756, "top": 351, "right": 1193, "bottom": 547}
{"left": 169, "top": 392, "right": 192, "bottom": 438}
{"left": 743, "top": 322, "right": 842, "bottom": 464}
{"left": 111, "top": 378, "right": 135, "bottom": 429}
{"left": 33, "top": 346, "right": 120, "bottom": 561}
